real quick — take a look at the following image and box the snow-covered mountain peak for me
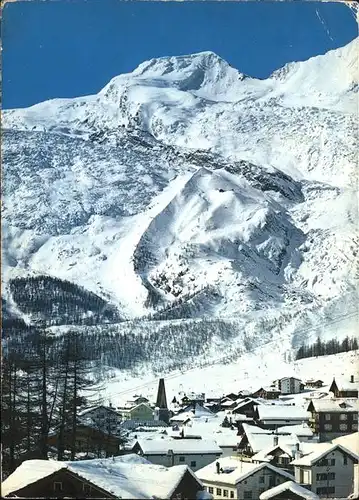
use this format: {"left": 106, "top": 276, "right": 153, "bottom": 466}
{"left": 270, "top": 37, "right": 358, "bottom": 109}
{"left": 100, "top": 50, "right": 248, "bottom": 103}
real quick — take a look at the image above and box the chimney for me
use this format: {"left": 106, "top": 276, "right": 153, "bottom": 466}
{"left": 351, "top": 375, "right": 354, "bottom": 383}
{"left": 216, "top": 461, "right": 221, "bottom": 474}
{"left": 295, "top": 443, "right": 302, "bottom": 460}
{"left": 273, "top": 435, "right": 279, "bottom": 447}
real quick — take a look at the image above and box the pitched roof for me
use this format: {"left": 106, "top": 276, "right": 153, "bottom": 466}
{"left": 257, "top": 405, "right": 310, "bottom": 421}
{"left": 196, "top": 456, "right": 294, "bottom": 486}
{"left": 246, "top": 432, "right": 299, "bottom": 454}
{"left": 308, "top": 398, "right": 359, "bottom": 413}
{"left": 275, "top": 423, "right": 313, "bottom": 437}
{"left": 277, "top": 377, "right": 303, "bottom": 383}
{"left": 136, "top": 437, "right": 222, "bottom": 455}
{"left": 291, "top": 443, "right": 359, "bottom": 466}
{"left": 170, "top": 412, "right": 194, "bottom": 422}
{"left": 252, "top": 444, "right": 292, "bottom": 463}
{"left": 330, "top": 376, "right": 359, "bottom": 392}
{"left": 259, "top": 480, "right": 319, "bottom": 500}
{"left": 1, "top": 454, "right": 199, "bottom": 499}
{"left": 231, "top": 398, "right": 262, "bottom": 412}
{"left": 332, "top": 432, "right": 359, "bottom": 455}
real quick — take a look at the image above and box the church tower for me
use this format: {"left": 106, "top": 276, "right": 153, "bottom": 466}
{"left": 154, "top": 378, "right": 170, "bottom": 424}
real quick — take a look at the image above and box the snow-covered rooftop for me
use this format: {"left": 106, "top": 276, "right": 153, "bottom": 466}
{"left": 136, "top": 437, "right": 222, "bottom": 455}
{"left": 275, "top": 423, "right": 313, "bottom": 437}
{"left": 1, "top": 454, "right": 201, "bottom": 499}
{"left": 259, "top": 480, "right": 319, "bottom": 500}
{"left": 332, "top": 432, "right": 359, "bottom": 455}
{"left": 196, "top": 456, "right": 294, "bottom": 486}
{"left": 308, "top": 398, "right": 359, "bottom": 413}
{"left": 291, "top": 443, "right": 359, "bottom": 466}
{"left": 257, "top": 405, "right": 310, "bottom": 420}
{"left": 246, "top": 432, "right": 300, "bottom": 455}
{"left": 331, "top": 376, "right": 359, "bottom": 392}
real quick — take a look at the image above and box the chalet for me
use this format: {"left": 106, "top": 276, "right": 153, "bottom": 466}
{"left": 132, "top": 437, "right": 222, "bottom": 471}
{"left": 197, "top": 456, "right": 295, "bottom": 500}
{"left": 230, "top": 398, "right": 262, "bottom": 419}
{"left": 181, "top": 392, "right": 206, "bottom": 406}
{"left": 225, "top": 393, "right": 239, "bottom": 401}
{"left": 254, "top": 406, "right": 310, "bottom": 430}
{"left": 237, "top": 424, "right": 300, "bottom": 458}
{"left": 221, "top": 399, "right": 240, "bottom": 411}
{"left": 47, "top": 422, "right": 125, "bottom": 457}
{"left": 329, "top": 375, "right": 359, "bottom": 398}
{"left": 252, "top": 387, "right": 281, "bottom": 400}
{"left": 259, "top": 481, "right": 320, "bottom": 500}
{"left": 273, "top": 378, "right": 304, "bottom": 395}
{"left": 305, "top": 380, "right": 324, "bottom": 389}
{"left": 291, "top": 442, "right": 359, "bottom": 498}
{"left": 1, "top": 454, "right": 204, "bottom": 499}
{"left": 78, "top": 405, "right": 121, "bottom": 435}
{"left": 251, "top": 440, "right": 297, "bottom": 470}
{"left": 180, "top": 403, "right": 214, "bottom": 417}
{"left": 120, "top": 419, "right": 169, "bottom": 432}
{"left": 250, "top": 428, "right": 314, "bottom": 468}
{"left": 118, "top": 402, "right": 154, "bottom": 422}
{"left": 126, "top": 394, "right": 150, "bottom": 406}
{"left": 170, "top": 412, "right": 194, "bottom": 426}
{"left": 307, "top": 398, "right": 359, "bottom": 441}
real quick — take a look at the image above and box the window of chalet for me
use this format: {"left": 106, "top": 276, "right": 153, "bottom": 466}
{"left": 344, "top": 455, "right": 348, "bottom": 465}
{"left": 230, "top": 492, "right": 234, "bottom": 499}
{"left": 217, "top": 488, "right": 222, "bottom": 496}
{"left": 353, "top": 424, "right": 358, "bottom": 431}
{"left": 259, "top": 476, "right": 265, "bottom": 484}
{"left": 340, "top": 414, "right": 348, "bottom": 420}
{"left": 340, "top": 424, "right": 348, "bottom": 431}
{"left": 53, "top": 482, "right": 63, "bottom": 492}
{"left": 223, "top": 490, "right": 228, "bottom": 497}
{"left": 208, "top": 487, "right": 214, "bottom": 494}
{"left": 316, "top": 486, "right": 335, "bottom": 495}
{"left": 316, "top": 473, "right": 335, "bottom": 481}
{"left": 325, "top": 414, "right": 331, "bottom": 421}
{"left": 179, "top": 456, "right": 185, "bottom": 462}
{"left": 244, "top": 491, "right": 252, "bottom": 499}
{"left": 83, "top": 483, "right": 92, "bottom": 494}
{"left": 317, "top": 458, "right": 335, "bottom": 467}
{"left": 324, "top": 424, "right": 332, "bottom": 431}
{"left": 190, "top": 461, "right": 196, "bottom": 468}
{"left": 353, "top": 414, "right": 358, "bottom": 421}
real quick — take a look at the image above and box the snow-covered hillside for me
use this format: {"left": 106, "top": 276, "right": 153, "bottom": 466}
{"left": 2, "top": 39, "right": 358, "bottom": 372}
{"left": 95, "top": 350, "right": 359, "bottom": 407}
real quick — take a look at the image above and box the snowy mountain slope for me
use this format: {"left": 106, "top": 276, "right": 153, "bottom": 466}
{"left": 2, "top": 40, "right": 358, "bottom": 367}
{"left": 3, "top": 39, "right": 358, "bottom": 186}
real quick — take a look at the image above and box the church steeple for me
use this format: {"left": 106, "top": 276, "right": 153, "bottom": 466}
{"left": 154, "top": 378, "right": 170, "bottom": 424}
{"left": 156, "top": 378, "right": 168, "bottom": 409}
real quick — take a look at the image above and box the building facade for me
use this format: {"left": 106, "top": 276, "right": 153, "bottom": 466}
{"left": 292, "top": 444, "right": 359, "bottom": 498}
{"left": 307, "top": 399, "right": 359, "bottom": 441}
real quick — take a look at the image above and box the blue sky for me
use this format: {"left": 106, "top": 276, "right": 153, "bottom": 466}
{"left": 2, "top": 0, "right": 357, "bottom": 109}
